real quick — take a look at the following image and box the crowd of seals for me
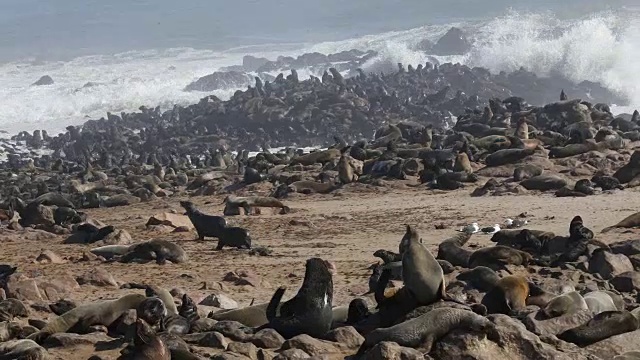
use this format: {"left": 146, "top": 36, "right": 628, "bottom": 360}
{"left": 1, "top": 37, "right": 640, "bottom": 359}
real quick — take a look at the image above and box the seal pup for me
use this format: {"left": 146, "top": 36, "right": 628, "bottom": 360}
{"left": 481, "top": 275, "right": 529, "bottom": 315}
{"left": 0, "top": 298, "right": 28, "bottom": 322}
{"left": 119, "top": 318, "right": 170, "bottom": 360}
{"left": 356, "top": 307, "right": 496, "bottom": 356}
{"left": 397, "top": 225, "right": 446, "bottom": 305}
{"left": 179, "top": 201, "right": 226, "bottom": 240}
{"left": 216, "top": 226, "right": 252, "bottom": 250}
{"left": 28, "top": 293, "right": 146, "bottom": 343}
{"left": 558, "top": 310, "right": 639, "bottom": 346}
{"left": 602, "top": 211, "right": 640, "bottom": 233}
{"left": 263, "top": 258, "right": 334, "bottom": 339}
{"left": 91, "top": 239, "right": 187, "bottom": 264}
{"left": 223, "top": 195, "right": 290, "bottom": 215}
{"left": 541, "top": 291, "right": 588, "bottom": 318}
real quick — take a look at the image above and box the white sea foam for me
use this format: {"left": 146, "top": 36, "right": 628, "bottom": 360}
{"left": 0, "top": 9, "right": 638, "bottom": 136}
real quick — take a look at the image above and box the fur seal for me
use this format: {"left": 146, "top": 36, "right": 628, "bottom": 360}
{"left": 558, "top": 310, "right": 639, "bottom": 346}
{"left": 28, "top": 293, "right": 146, "bottom": 343}
{"left": 209, "top": 303, "right": 269, "bottom": 327}
{"left": 285, "top": 180, "right": 336, "bottom": 195}
{"left": 481, "top": 276, "right": 529, "bottom": 315}
{"left": 0, "top": 339, "right": 49, "bottom": 360}
{"left": 356, "top": 307, "right": 496, "bottom": 356}
{"left": 180, "top": 201, "right": 226, "bottom": 240}
{"left": 136, "top": 297, "right": 167, "bottom": 327}
{"left": 289, "top": 148, "right": 341, "bottom": 166}
{"left": 468, "top": 245, "right": 532, "bottom": 270}
{"left": 0, "top": 299, "right": 28, "bottom": 322}
{"left": 456, "top": 266, "right": 500, "bottom": 292}
{"left": 515, "top": 118, "right": 529, "bottom": 139}
{"left": 338, "top": 149, "right": 359, "bottom": 184}
{"left": 542, "top": 291, "right": 588, "bottom": 318}
{"left": 398, "top": 225, "right": 446, "bottom": 305}
{"left": 120, "top": 318, "right": 170, "bottom": 360}
{"left": 223, "top": 195, "right": 289, "bottom": 215}
{"left": 436, "top": 232, "right": 472, "bottom": 267}
{"left": 485, "top": 148, "right": 534, "bottom": 167}
{"left": 453, "top": 152, "right": 473, "bottom": 174}
{"left": 216, "top": 226, "right": 252, "bottom": 250}
{"left": 513, "top": 164, "right": 543, "bottom": 181}
{"left": 263, "top": 258, "right": 334, "bottom": 339}
{"left": 602, "top": 212, "right": 640, "bottom": 233}
{"left": 90, "top": 239, "right": 187, "bottom": 264}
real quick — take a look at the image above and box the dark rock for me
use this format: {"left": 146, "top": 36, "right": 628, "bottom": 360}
{"left": 32, "top": 75, "right": 54, "bottom": 86}
{"left": 589, "top": 250, "right": 634, "bottom": 280}
{"left": 611, "top": 272, "right": 640, "bottom": 293}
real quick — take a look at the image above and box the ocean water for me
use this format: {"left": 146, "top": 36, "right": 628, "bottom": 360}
{"left": 0, "top": 1, "right": 638, "bottom": 135}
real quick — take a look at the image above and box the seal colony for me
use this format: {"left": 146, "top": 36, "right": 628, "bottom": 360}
{"left": 1, "top": 29, "right": 640, "bottom": 360}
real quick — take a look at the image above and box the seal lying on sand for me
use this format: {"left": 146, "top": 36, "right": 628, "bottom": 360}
{"left": 90, "top": 239, "right": 188, "bottom": 264}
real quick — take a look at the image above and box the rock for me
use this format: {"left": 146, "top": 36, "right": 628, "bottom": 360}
{"left": 32, "top": 75, "right": 54, "bottom": 86}
{"left": 212, "top": 353, "right": 253, "bottom": 360}
{"left": 243, "top": 56, "right": 270, "bottom": 71}
{"left": 589, "top": 250, "right": 634, "bottom": 280}
{"left": 6, "top": 274, "right": 42, "bottom": 301}
{"left": 252, "top": 329, "right": 286, "bottom": 349}
{"left": 227, "top": 342, "right": 259, "bottom": 360}
{"left": 273, "top": 348, "right": 310, "bottom": 360}
{"left": 584, "top": 329, "right": 640, "bottom": 358}
{"left": 430, "top": 27, "right": 472, "bottom": 55}
{"left": 146, "top": 213, "right": 194, "bottom": 230}
{"left": 36, "top": 250, "right": 65, "bottom": 264}
{"left": 44, "top": 332, "right": 112, "bottom": 347}
{"left": 431, "top": 314, "right": 593, "bottom": 360}
{"left": 324, "top": 326, "right": 364, "bottom": 349}
{"left": 363, "top": 342, "right": 424, "bottom": 360}
{"left": 76, "top": 268, "right": 118, "bottom": 287}
{"left": 280, "top": 335, "right": 341, "bottom": 356}
{"left": 610, "top": 239, "right": 640, "bottom": 256}
{"left": 199, "top": 293, "right": 238, "bottom": 309}
{"left": 185, "top": 71, "right": 253, "bottom": 92}
{"left": 523, "top": 310, "right": 594, "bottom": 336}
{"left": 183, "top": 331, "right": 228, "bottom": 349}
{"left": 611, "top": 272, "right": 640, "bottom": 293}
{"left": 99, "top": 229, "right": 133, "bottom": 245}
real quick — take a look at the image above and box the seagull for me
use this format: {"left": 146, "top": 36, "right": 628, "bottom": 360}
{"left": 459, "top": 222, "right": 479, "bottom": 234}
{"left": 504, "top": 218, "right": 528, "bottom": 229}
{"left": 481, "top": 224, "right": 501, "bottom": 235}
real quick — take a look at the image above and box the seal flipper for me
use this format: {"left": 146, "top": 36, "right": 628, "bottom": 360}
{"left": 266, "top": 287, "right": 287, "bottom": 321}
{"left": 374, "top": 268, "right": 392, "bottom": 306}
{"left": 380, "top": 261, "right": 403, "bottom": 270}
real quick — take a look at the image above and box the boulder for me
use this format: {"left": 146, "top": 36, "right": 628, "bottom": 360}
{"left": 185, "top": 71, "right": 253, "bottom": 92}
{"left": 430, "top": 27, "right": 472, "bottom": 55}
{"left": 589, "top": 250, "right": 634, "bottom": 280}
{"left": 252, "top": 329, "right": 286, "bottom": 349}
{"left": 35, "top": 250, "right": 65, "bottom": 264}
{"left": 611, "top": 272, "right": 640, "bottom": 293}
{"left": 76, "top": 268, "right": 118, "bottom": 287}
{"left": 523, "top": 310, "right": 594, "bottom": 336}
{"left": 280, "top": 334, "right": 341, "bottom": 356}
{"left": 199, "top": 293, "right": 238, "bottom": 310}
{"left": 32, "top": 75, "right": 54, "bottom": 86}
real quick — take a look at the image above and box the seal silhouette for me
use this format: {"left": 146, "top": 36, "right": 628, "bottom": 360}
{"left": 263, "top": 258, "right": 334, "bottom": 339}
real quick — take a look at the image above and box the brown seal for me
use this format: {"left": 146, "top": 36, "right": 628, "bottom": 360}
{"left": 119, "top": 318, "right": 170, "bottom": 360}
{"left": 223, "top": 195, "right": 289, "bottom": 215}
{"left": 0, "top": 339, "right": 49, "bottom": 360}
{"left": 28, "top": 293, "right": 146, "bottom": 344}
{"left": 436, "top": 232, "right": 473, "bottom": 267}
{"left": 356, "top": 307, "right": 496, "bottom": 356}
{"left": 481, "top": 275, "right": 529, "bottom": 315}
{"left": 558, "top": 310, "right": 639, "bottom": 346}
{"left": 541, "top": 291, "right": 588, "bottom": 318}
{"left": 398, "top": 225, "right": 446, "bottom": 305}
{"left": 453, "top": 152, "right": 473, "bottom": 174}
{"left": 289, "top": 148, "right": 341, "bottom": 166}
{"left": 515, "top": 118, "right": 529, "bottom": 139}
{"left": 602, "top": 211, "right": 640, "bottom": 232}
{"left": 468, "top": 245, "right": 533, "bottom": 271}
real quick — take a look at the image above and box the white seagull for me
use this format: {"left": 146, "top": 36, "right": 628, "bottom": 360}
{"left": 481, "top": 224, "right": 501, "bottom": 235}
{"left": 459, "top": 222, "right": 479, "bottom": 234}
